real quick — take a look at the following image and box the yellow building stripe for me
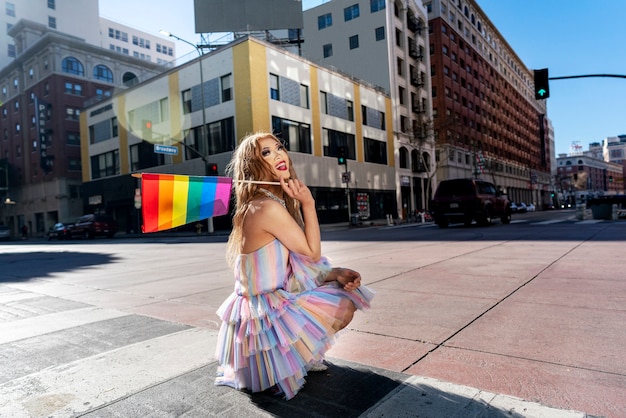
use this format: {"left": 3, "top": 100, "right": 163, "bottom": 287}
{"left": 118, "top": 96, "right": 129, "bottom": 173}
{"left": 353, "top": 85, "right": 362, "bottom": 162}
{"left": 385, "top": 97, "right": 395, "bottom": 167}
{"left": 233, "top": 39, "right": 271, "bottom": 141}
{"left": 309, "top": 66, "right": 322, "bottom": 157}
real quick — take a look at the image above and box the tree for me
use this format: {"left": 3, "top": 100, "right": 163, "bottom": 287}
{"left": 405, "top": 111, "right": 436, "bottom": 210}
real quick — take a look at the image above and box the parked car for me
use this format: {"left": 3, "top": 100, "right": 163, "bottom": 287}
{"left": 431, "top": 179, "right": 512, "bottom": 228}
{"left": 510, "top": 202, "right": 519, "bottom": 213}
{"left": 47, "top": 222, "right": 73, "bottom": 240}
{"left": 0, "top": 225, "right": 10, "bottom": 241}
{"left": 526, "top": 203, "right": 536, "bottom": 212}
{"left": 69, "top": 214, "right": 117, "bottom": 239}
{"left": 516, "top": 202, "right": 528, "bottom": 213}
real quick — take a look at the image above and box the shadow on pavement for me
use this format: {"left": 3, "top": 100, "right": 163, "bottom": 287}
{"left": 0, "top": 251, "right": 117, "bottom": 283}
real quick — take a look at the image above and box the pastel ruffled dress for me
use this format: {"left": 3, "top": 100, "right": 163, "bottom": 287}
{"left": 215, "top": 239, "right": 374, "bottom": 400}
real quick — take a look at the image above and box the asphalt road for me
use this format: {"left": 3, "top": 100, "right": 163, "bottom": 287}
{"left": 1, "top": 208, "right": 624, "bottom": 417}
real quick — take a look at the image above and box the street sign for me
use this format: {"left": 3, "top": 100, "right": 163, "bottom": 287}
{"left": 154, "top": 144, "right": 178, "bottom": 155}
{"left": 341, "top": 171, "right": 351, "bottom": 184}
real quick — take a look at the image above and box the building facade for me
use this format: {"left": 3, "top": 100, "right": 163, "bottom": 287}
{"left": 426, "top": 0, "right": 552, "bottom": 209}
{"left": 556, "top": 152, "right": 623, "bottom": 204}
{"left": 0, "top": 0, "right": 175, "bottom": 70}
{"left": 0, "top": 19, "right": 166, "bottom": 238}
{"left": 80, "top": 36, "right": 397, "bottom": 233}
{"left": 302, "top": 0, "right": 434, "bottom": 218}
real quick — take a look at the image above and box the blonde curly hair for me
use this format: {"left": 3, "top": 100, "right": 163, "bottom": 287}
{"left": 225, "top": 132, "right": 304, "bottom": 266}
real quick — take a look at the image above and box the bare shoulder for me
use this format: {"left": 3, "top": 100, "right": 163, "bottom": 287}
{"left": 241, "top": 198, "right": 286, "bottom": 252}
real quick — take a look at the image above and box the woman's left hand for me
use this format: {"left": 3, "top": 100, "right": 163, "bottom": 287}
{"left": 334, "top": 268, "right": 361, "bottom": 291}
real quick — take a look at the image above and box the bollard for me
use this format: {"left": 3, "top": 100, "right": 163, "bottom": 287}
{"left": 575, "top": 203, "right": 585, "bottom": 221}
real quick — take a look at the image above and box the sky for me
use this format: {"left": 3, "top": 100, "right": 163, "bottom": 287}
{"left": 99, "top": 0, "right": 626, "bottom": 156}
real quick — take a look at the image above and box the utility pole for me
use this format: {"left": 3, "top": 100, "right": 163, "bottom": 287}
{"left": 160, "top": 30, "right": 213, "bottom": 233}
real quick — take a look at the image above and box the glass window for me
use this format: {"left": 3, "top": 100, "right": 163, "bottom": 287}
{"left": 93, "top": 64, "right": 113, "bottom": 83}
{"left": 299, "top": 84, "right": 309, "bottom": 109}
{"left": 272, "top": 116, "right": 312, "bottom": 154}
{"left": 375, "top": 26, "right": 385, "bottom": 41}
{"left": 269, "top": 74, "right": 279, "bottom": 100}
{"left": 182, "top": 89, "right": 192, "bottom": 114}
{"left": 370, "top": 0, "right": 385, "bottom": 13}
{"left": 48, "top": 16, "right": 56, "bottom": 29}
{"left": 48, "top": 0, "right": 55, "bottom": 9}
{"left": 323, "top": 43, "right": 333, "bottom": 58}
{"left": 221, "top": 74, "right": 232, "bottom": 102}
{"left": 349, "top": 35, "right": 359, "bottom": 50}
{"left": 62, "top": 57, "right": 84, "bottom": 76}
{"left": 318, "top": 13, "right": 332, "bottom": 30}
{"left": 6, "top": 3, "right": 15, "bottom": 17}
{"left": 344, "top": 4, "right": 360, "bottom": 21}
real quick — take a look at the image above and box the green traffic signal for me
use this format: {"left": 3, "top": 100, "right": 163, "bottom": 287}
{"left": 533, "top": 68, "right": 550, "bottom": 100}
{"left": 337, "top": 146, "right": 347, "bottom": 165}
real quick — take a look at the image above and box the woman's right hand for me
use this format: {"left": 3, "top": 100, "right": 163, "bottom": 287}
{"left": 280, "top": 178, "right": 314, "bottom": 207}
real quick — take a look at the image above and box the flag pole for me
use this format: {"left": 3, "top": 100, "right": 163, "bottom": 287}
{"left": 131, "top": 173, "right": 279, "bottom": 185}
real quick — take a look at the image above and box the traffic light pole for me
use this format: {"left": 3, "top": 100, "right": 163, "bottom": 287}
{"left": 344, "top": 162, "right": 351, "bottom": 225}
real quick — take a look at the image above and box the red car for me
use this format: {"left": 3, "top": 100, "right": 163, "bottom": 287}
{"left": 69, "top": 214, "right": 117, "bottom": 239}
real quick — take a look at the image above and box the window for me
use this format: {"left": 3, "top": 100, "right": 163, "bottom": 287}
{"left": 344, "top": 4, "right": 360, "bottom": 21}
{"left": 66, "top": 107, "right": 80, "bottom": 121}
{"left": 93, "top": 64, "right": 113, "bottom": 83}
{"left": 48, "top": 0, "right": 55, "bottom": 9}
{"left": 349, "top": 35, "right": 359, "bottom": 50}
{"left": 221, "top": 74, "right": 232, "bottom": 102}
{"left": 320, "top": 92, "right": 328, "bottom": 114}
{"left": 322, "top": 129, "right": 356, "bottom": 160}
{"left": 272, "top": 116, "right": 312, "bottom": 154}
{"left": 91, "top": 150, "right": 119, "bottom": 179}
{"left": 399, "top": 147, "right": 408, "bottom": 168}
{"left": 370, "top": 0, "right": 385, "bottom": 13}
{"left": 207, "top": 117, "right": 235, "bottom": 155}
{"left": 375, "top": 26, "right": 385, "bottom": 41}
{"left": 347, "top": 100, "right": 354, "bottom": 121}
{"left": 7, "top": 44, "right": 15, "bottom": 58}
{"left": 6, "top": 3, "right": 15, "bottom": 17}
{"left": 269, "top": 74, "right": 279, "bottom": 100}
{"left": 62, "top": 57, "right": 84, "bottom": 76}
{"left": 48, "top": 16, "right": 56, "bottom": 29}
{"left": 67, "top": 131, "right": 80, "bottom": 145}
{"left": 323, "top": 43, "right": 333, "bottom": 58}
{"left": 364, "top": 137, "right": 387, "bottom": 164}
{"left": 64, "top": 82, "right": 82, "bottom": 95}
{"left": 299, "top": 84, "right": 309, "bottom": 109}
{"left": 318, "top": 13, "right": 332, "bottom": 30}
{"left": 182, "top": 89, "right": 192, "bottom": 114}
{"left": 68, "top": 158, "right": 81, "bottom": 171}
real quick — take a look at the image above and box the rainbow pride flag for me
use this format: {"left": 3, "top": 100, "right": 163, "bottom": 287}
{"left": 140, "top": 173, "right": 232, "bottom": 233}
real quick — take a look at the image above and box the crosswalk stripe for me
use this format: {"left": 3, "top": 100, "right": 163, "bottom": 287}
{"left": 530, "top": 219, "right": 565, "bottom": 225}
{"left": 0, "top": 307, "right": 130, "bottom": 344}
{"left": 0, "top": 327, "right": 218, "bottom": 417}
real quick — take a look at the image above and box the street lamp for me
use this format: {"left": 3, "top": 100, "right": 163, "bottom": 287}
{"left": 159, "top": 30, "right": 213, "bottom": 233}
{"left": 160, "top": 30, "right": 208, "bottom": 160}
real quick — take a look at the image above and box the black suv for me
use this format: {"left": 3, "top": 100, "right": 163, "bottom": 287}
{"left": 69, "top": 214, "right": 117, "bottom": 239}
{"left": 431, "top": 179, "right": 512, "bottom": 228}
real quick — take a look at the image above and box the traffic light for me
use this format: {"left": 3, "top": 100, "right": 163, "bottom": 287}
{"left": 208, "top": 163, "right": 218, "bottom": 175}
{"left": 337, "top": 146, "right": 347, "bottom": 165}
{"left": 533, "top": 68, "right": 550, "bottom": 100}
{"left": 142, "top": 120, "right": 152, "bottom": 141}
